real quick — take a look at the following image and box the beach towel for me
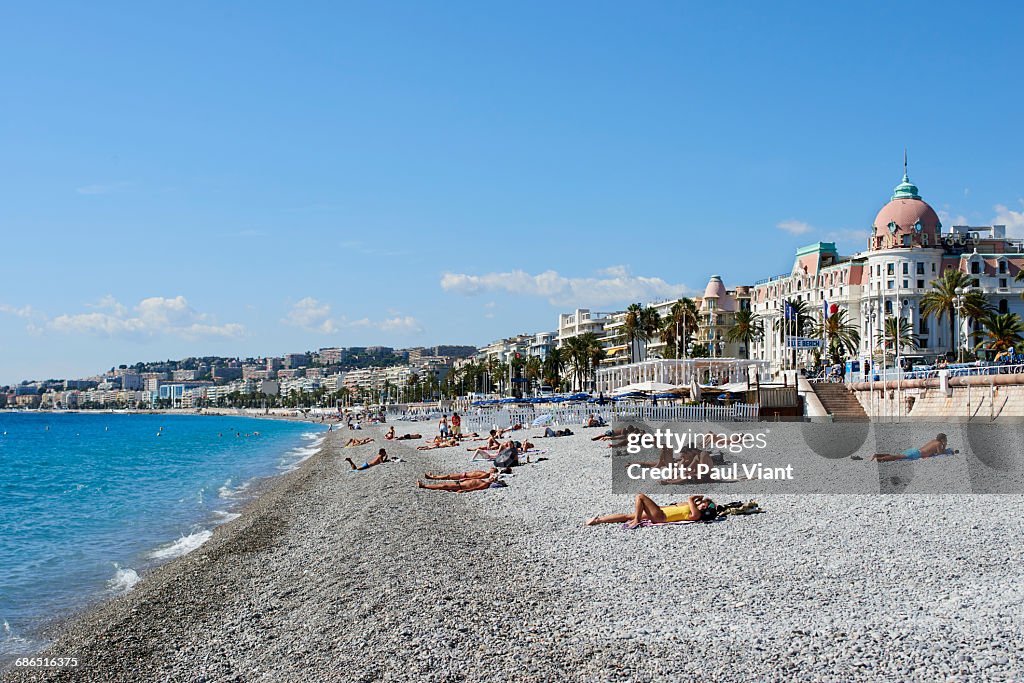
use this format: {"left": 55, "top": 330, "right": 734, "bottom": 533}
{"left": 622, "top": 517, "right": 727, "bottom": 529}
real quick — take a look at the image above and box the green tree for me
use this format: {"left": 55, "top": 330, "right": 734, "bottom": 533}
{"left": 659, "top": 298, "right": 700, "bottom": 358}
{"left": 811, "top": 308, "right": 860, "bottom": 365}
{"left": 638, "top": 306, "right": 661, "bottom": 361}
{"left": 726, "top": 310, "right": 764, "bottom": 359}
{"left": 878, "top": 316, "right": 917, "bottom": 357}
{"left": 920, "top": 269, "right": 992, "bottom": 352}
{"left": 621, "top": 303, "right": 643, "bottom": 363}
{"left": 976, "top": 313, "right": 1024, "bottom": 353}
{"left": 542, "top": 347, "right": 564, "bottom": 390}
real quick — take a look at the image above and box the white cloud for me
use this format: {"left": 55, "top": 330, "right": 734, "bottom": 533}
{"left": 283, "top": 298, "right": 422, "bottom": 335}
{"left": 439, "top": 266, "right": 691, "bottom": 307}
{"left": 994, "top": 201, "right": 1024, "bottom": 238}
{"left": 938, "top": 210, "right": 970, "bottom": 228}
{"left": 776, "top": 220, "right": 813, "bottom": 236}
{"left": 0, "top": 303, "right": 37, "bottom": 319}
{"left": 596, "top": 265, "right": 630, "bottom": 277}
{"left": 47, "top": 296, "right": 244, "bottom": 340}
{"left": 284, "top": 297, "right": 338, "bottom": 333}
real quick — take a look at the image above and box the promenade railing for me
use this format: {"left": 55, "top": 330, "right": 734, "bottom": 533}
{"left": 448, "top": 402, "right": 760, "bottom": 432}
{"left": 847, "top": 361, "right": 1024, "bottom": 384}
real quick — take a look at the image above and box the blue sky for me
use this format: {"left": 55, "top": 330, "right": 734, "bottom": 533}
{"left": 2, "top": 2, "right": 1022, "bottom": 383}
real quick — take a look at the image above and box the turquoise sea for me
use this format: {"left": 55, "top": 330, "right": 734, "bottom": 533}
{"left": 0, "top": 413, "right": 326, "bottom": 661}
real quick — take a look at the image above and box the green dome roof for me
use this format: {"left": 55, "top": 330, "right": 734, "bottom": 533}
{"left": 892, "top": 172, "right": 921, "bottom": 200}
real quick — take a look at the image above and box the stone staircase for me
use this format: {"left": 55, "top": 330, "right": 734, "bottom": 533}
{"left": 810, "top": 382, "right": 869, "bottom": 421}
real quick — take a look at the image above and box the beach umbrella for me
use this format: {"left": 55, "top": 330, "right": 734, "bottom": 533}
{"left": 531, "top": 414, "right": 553, "bottom": 426}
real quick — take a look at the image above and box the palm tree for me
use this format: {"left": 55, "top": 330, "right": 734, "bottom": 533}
{"left": 621, "top": 303, "right": 643, "bottom": 363}
{"left": 772, "top": 298, "right": 813, "bottom": 337}
{"left": 637, "top": 306, "right": 662, "bottom": 361}
{"left": 726, "top": 310, "right": 764, "bottom": 359}
{"left": 659, "top": 298, "right": 700, "bottom": 358}
{"left": 920, "top": 269, "right": 992, "bottom": 353}
{"left": 878, "top": 316, "right": 917, "bottom": 358}
{"left": 773, "top": 298, "right": 813, "bottom": 367}
{"left": 975, "top": 313, "right": 1024, "bottom": 354}
{"left": 524, "top": 356, "right": 542, "bottom": 394}
{"left": 542, "top": 347, "right": 564, "bottom": 390}
{"left": 563, "top": 335, "right": 589, "bottom": 391}
{"left": 811, "top": 309, "right": 860, "bottom": 365}
{"left": 579, "top": 331, "right": 605, "bottom": 390}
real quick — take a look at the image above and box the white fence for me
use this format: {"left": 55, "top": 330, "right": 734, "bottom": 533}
{"left": 440, "top": 402, "right": 760, "bottom": 432}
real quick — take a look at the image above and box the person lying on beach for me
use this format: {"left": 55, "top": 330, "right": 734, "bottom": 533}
{"left": 342, "top": 437, "right": 374, "bottom": 447}
{"left": 471, "top": 439, "right": 535, "bottom": 460}
{"left": 542, "top": 427, "right": 573, "bottom": 438}
{"left": 591, "top": 425, "right": 643, "bottom": 441}
{"left": 468, "top": 430, "right": 501, "bottom": 450}
{"left": 416, "top": 474, "right": 498, "bottom": 492}
{"left": 871, "top": 433, "right": 958, "bottom": 461}
{"left": 496, "top": 424, "right": 524, "bottom": 437}
{"left": 384, "top": 426, "right": 396, "bottom": 440}
{"left": 395, "top": 433, "right": 422, "bottom": 440}
{"left": 423, "top": 467, "right": 497, "bottom": 480}
{"left": 346, "top": 448, "right": 389, "bottom": 471}
{"left": 417, "top": 437, "right": 460, "bottom": 450}
{"left": 586, "top": 494, "right": 718, "bottom": 528}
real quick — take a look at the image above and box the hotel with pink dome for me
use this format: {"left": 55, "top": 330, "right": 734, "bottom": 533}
{"left": 748, "top": 165, "right": 1024, "bottom": 374}
{"left": 581, "top": 162, "right": 1024, "bottom": 391}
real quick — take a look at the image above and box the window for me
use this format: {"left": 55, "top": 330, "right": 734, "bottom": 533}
{"left": 887, "top": 263, "right": 894, "bottom": 275}
{"left": 917, "top": 280, "right": 925, "bottom": 289}
{"left": 1000, "top": 261, "right": 1008, "bottom": 274}
{"left": 932, "top": 263, "right": 936, "bottom": 272}
{"left": 903, "top": 280, "right": 909, "bottom": 289}
{"left": 902, "top": 263, "right": 909, "bottom": 274}
{"left": 887, "top": 280, "right": 894, "bottom": 290}
{"left": 916, "top": 263, "right": 925, "bottom": 275}
{"left": 972, "top": 278, "right": 980, "bottom": 287}
{"left": 1000, "top": 299, "right": 1009, "bottom": 315}
{"left": 885, "top": 301, "right": 893, "bottom": 314}
{"left": 971, "top": 261, "right": 980, "bottom": 274}
{"left": 1000, "top": 278, "right": 1008, "bottom": 288}
{"left": 919, "top": 317, "right": 929, "bottom": 334}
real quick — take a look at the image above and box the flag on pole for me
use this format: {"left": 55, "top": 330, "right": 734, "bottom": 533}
{"left": 822, "top": 300, "right": 829, "bottom": 321}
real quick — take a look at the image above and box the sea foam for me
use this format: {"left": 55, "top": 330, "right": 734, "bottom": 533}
{"left": 107, "top": 564, "right": 141, "bottom": 593}
{"left": 148, "top": 530, "right": 213, "bottom": 560}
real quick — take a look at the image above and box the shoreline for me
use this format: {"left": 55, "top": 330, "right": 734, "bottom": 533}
{"left": 1, "top": 426, "right": 343, "bottom": 680}
{"left": 0, "top": 413, "right": 331, "bottom": 672}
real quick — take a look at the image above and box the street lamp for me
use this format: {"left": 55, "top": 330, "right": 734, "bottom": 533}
{"left": 953, "top": 287, "right": 975, "bottom": 363}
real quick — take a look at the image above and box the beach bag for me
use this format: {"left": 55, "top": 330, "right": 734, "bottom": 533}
{"left": 494, "top": 446, "right": 519, "bottom": 469}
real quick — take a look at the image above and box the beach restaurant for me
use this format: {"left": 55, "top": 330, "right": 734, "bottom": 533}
{"left": 594, "top": 358, "right": 770, "bottom": 395}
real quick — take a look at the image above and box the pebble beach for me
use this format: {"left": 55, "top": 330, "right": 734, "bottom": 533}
{"left": 3, "top": 422, "right": 1024, "bottom": 682}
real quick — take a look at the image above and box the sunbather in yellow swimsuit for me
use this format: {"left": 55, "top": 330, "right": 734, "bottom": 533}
{"left": 660, "top": 505, "right": 695, "bottom": 523}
